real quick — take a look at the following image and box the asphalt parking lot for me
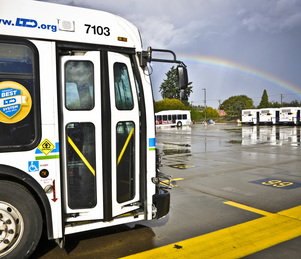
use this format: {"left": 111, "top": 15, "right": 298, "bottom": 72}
{"left": 32, "top": 124, "right": 301, "bottom": 258}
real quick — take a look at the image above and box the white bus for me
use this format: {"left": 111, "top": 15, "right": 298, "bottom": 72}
{"left": 279, "top": 107, "right": 300, "bottom": 125}
{"left": 259, "top": 108, "right": 280, "bottom": 125}
{"left": 241, "top": 109, "right": 260, "bottom": 125}
{"left": 0, "top": 1, "right": 189, "bottom": 258}
{"left": 155, "top": 110, "right": 191, "bottom": 128}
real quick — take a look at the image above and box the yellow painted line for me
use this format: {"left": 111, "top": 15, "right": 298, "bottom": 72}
{"left": 162, "top": 178, "right": 184, "bottom": 187}
{"left": 224, "top": 201, "right": 273, "bottom": 216}
{"left": 122, "top": 204, "right": 301, "bottom": 259}
{"left": 67, "top": 136, "right": 95, "bottom": 176}
{"left": 117, "top": 128, "right": 134, "bottom": 166}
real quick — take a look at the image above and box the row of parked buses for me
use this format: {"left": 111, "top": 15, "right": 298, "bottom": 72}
{"left": 242, "top": 107, "right": 301, "bottom": 125}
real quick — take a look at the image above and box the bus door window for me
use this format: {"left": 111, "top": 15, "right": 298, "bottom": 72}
{"left": 168, "top": 115, "right": 172, "bottom": 123}
{"left": 65, "top": 61, "right": 94, "bottom": 110}
{"left": 66, "top": 123, "right": 96, "bottom": 209}
{"left": 163, "top": 115, "right": 167, "bottom": 124}
{"left": 114, "top": 63, "right": 133, "bottom": 110}
{"left": 157, "top": 115, "right": 162, "bottom": 124}
{"left": 116, "top": 121, "right": 135, "bottom": 203}
{"left": 172, "top": 114, "right": 176, "bottom": 123}
{"left": 114, "top": 63, "right": 135, "bottom": 203}
{"left": 65, "top": 60, "right": 96, "bottom": 209}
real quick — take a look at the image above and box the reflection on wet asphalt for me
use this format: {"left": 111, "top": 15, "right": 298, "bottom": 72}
{"left": 33, "top": 123, "right": 301, "bottom": 258}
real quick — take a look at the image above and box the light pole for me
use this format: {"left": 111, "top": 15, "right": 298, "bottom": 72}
{"left": 202, "top": 88, "right": 206, "bottom": 122}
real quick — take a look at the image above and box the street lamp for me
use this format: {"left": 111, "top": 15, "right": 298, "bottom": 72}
{"left": 202, "top": 88, "right": 206, "bottom": 122}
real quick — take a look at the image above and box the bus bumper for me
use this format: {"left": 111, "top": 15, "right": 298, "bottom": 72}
{"left": 152, "top": 189, "right": 170, "bottom": 219}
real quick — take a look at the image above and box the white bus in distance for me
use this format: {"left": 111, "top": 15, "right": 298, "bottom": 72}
{"left": 279, "top": 107, "right": 300, "bottom": 125}
{"left": 259, "top": 108, "right": 280, "bottom": 125}
{"left": 241, "top": 109, "right": 260, "bottom": 125}
{"left": 0, "top": 0, "right": 189, "bottom": 258}
{"left": 155, "top": 110, "right": 191, "bottom": 128}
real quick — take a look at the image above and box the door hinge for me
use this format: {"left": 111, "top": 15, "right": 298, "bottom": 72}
{"left": 122, "top": 201, "right": 142, "bottom": 208}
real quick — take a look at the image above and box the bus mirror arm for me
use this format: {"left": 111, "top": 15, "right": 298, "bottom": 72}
{"left": 139, "top": 46, "right": 189, "bottom": 100}
{"left": 139, "top": 46, "right": 186, "bottom": 69}
{"left": 152, "top": 170, "right": 173, "bottom": 190}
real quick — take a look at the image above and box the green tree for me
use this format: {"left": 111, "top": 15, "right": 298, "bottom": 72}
{"left": 281, "top": 100, "right": 300, "bottom": 107}
{"left": 154, "top": 98, "right": 186, "bottom": 113}
{"left": 199, "top": 107, "right": 219, "bottom": 119}
{"left": 204, "top": 107, "right": 220, "bottom": 118}
{"left": 190, "top": 106, "right": 202, "bottom": 121}
{"left": 159, "top": 66, "right": 193, "bottom": 100}
{"left": 220, "top": 95, "right": 254, "bottom": 116}
{"left": 258, "top": 89, "right": 269, "bottom": 108}
{"left": 269, "top": 101, "right": 281, "bottom": 108}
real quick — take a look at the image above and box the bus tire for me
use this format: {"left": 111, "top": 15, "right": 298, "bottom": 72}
{"left": 0, "top": 181, "right": 42, "bottom": 259}
{"left": 177, "top": 121, "right": 182, "bottom": 127}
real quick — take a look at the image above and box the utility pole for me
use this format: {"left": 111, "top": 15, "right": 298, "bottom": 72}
{"left": 202, "top": 88, "right": 206, "bottom": 122}
{"left": 218, "top": 99, "right": 221, "bottom": 111}
{"left": 280, "top": 94, "right": 283, "bottom": 105}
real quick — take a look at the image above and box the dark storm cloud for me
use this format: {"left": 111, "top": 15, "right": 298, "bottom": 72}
{"left": 40, "top": 0, "right": 301, "bottom": 107}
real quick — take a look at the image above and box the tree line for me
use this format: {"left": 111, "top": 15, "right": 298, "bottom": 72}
{"left": 156, "top": 66, "right": 301, "bottom": 119}
{"left": 219, "top": 89, "right": 301, "bottom": 116}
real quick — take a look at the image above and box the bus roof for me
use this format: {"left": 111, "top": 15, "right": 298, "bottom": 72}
{"left": 280, "top": 107, "right": 300, "bottom": 111}
{"left": 260, "top": 108, "right": 279, "bottom": 111}
{"left": 0, "top": 0, "right": 142, "bottom": 50}
{"left": 155, "top": 110, "right": 190, "bottom": 115}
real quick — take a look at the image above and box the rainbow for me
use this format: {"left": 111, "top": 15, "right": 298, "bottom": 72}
{"left": 179, "top": 54, "right": 301, "bottom": 97}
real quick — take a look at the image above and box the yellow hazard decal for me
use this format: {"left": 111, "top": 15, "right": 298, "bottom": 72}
{"left": 37, "top": 139, "right": 55, "bottom": 156}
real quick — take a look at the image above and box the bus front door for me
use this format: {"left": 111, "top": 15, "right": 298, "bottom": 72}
{"left": 60, "top": 50, "right": 141, "bottom": 222}
{"left": 60, "top": 51, "right": 104, "bottom": 221}
{"left": 108, "top": 52, "right": 141, "bottom": 217}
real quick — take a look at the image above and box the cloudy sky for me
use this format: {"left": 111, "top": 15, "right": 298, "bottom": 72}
{"left": 41, "top": 0, "right": 301, "bottom": 108}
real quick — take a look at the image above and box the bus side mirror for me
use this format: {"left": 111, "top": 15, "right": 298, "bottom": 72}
{"left": 177, "top": 65, "right": 188, "bottom": 90}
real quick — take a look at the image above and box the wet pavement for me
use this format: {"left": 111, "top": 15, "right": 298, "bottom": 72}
{"left": 32, "top": 124, "right": 301, "bottom": 258}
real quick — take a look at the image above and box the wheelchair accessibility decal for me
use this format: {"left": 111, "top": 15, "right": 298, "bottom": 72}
{"left": 28, "top": 161, "right": 39, "bottom": 173}
{"left": 0, "top": 81, "right": 32, "bottom": 124}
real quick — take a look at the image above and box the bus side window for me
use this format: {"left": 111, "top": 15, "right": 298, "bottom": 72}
{"left": 183, "top": 114, "right": 187, "bottom": 120}
{"left": 177, "top": 114, "right": 182, "bottom": 120}
{"left": 65, "top": 61, "right": 94, "bottom": 110}
{"left": 114, "top": 63, "right": 134, "bottom": 110}
{"left": 0, "top": 41, "right": 40, "bottom": 151}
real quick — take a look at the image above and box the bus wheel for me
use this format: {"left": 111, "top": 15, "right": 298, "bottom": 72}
{"left": 177, "top": 121, "right": 182, "bottom": 127}
{"left": 0, "top": 181, "right": 42, "bottom": 259}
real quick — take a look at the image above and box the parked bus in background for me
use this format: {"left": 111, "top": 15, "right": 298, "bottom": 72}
{"left": 259, "top": 108, "right": 280, "bottom": 125}
{"left": 155, "top": 110, "right": 191, "bottom": 128}
{"left": 279, "top": 107, "right": 300, "bottom": 125}
{"left": 241, "top": 109, "right": 260, "bottom": 125}
{"left": 0, "top": 1, "right": 189, "bottom": 258}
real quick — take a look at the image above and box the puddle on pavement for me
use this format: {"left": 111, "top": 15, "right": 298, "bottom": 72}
{"left": 156, "top": 125, "right": 301, "bottom": 158}
{"left": 228, "top": 140, "right": 242, "bottom": 144}
{"left": 161, "top": 142, "right": 191, "bottom": 156}
{"left": 242, "top": 126, "right": 301, "bottom": 146}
